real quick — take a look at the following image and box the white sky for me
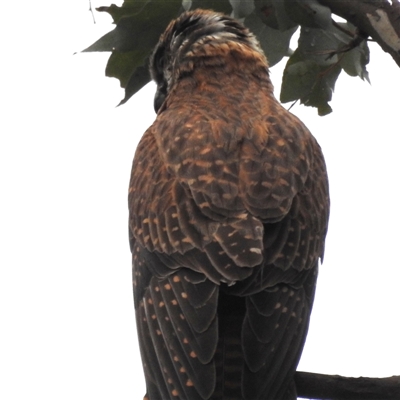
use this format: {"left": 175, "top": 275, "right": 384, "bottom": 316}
{"left": 1, "top": 1, "right": 399, "bottom": 399}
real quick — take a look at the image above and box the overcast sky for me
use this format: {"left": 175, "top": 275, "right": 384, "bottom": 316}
{"left": 1, "top": 1, "right": 399, "bottom": 399}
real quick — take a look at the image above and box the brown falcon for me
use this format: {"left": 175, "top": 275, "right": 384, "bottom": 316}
{"left": 128, "top": 9, "right": 329, "bottom": 400}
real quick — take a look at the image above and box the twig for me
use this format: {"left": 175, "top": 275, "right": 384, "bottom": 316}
{"left": 332, "top": 19, "right": 355, "bottom": 38}
{"left": 89, "top": 0, "right": 96, "bottom": 24}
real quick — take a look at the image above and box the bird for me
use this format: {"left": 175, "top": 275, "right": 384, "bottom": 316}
{"left": 128, "top": 9, "right": 329, "bottom": 400}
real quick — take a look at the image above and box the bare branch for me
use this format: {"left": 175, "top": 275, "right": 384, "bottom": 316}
{"left": 318, "top": 0, "right": 400, "bottom": 67}
{"left": 295, "top": 371, "right": 400, "bottom": 399}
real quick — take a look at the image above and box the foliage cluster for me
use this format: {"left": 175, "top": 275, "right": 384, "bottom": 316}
{"left": 84, "top": 0, "right": 370, "bottom": 115}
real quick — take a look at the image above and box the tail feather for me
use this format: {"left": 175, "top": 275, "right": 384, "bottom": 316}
{"left": 212, "top": 292, "right": 246, "bottom": 400}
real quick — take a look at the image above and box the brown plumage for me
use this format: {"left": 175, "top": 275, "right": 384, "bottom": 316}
{"left": 128, "top": 9, "right": 329, "bottom": 400}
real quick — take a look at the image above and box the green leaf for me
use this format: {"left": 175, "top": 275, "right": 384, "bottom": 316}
{"left": 284, "top": 0, "right": 332, "bottom": 29}
{"left": 340, "top": 40, "right": 370, "bottom": 82}
{"left": 281, "top": 50, "right": 319, "bottom": 102}
{"left": 230, "top": 0, "right": 255, "bottom": 19}
{"left": 297, "top": 25, "right": 349, "bottom": 67}
{"left": 244, "top": 12, "right": 297, "bottom": 66}
{"left": 281, "top": 48, "right": 341, "bottom": 115}
{"left": 254, "top": 0, "right": 298, "bottom": 30}
{"left": 297, "top": 27, "right": 335, "bottom": 65}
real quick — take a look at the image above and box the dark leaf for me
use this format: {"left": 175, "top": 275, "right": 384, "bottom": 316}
{"left": 244, "top": 12, "right": 297, "bottom": 66}
{"left": 83, "top": 0, "right": 182, "bottom": 53}
{"left": 190, "top": 0, "right": 232, "bottom": 13}
{"left": 83, "top": 0, "right": 369, "bottom": 111}
{"left": 105, "top": 49, "right": 149, "bottom": 88}
{"left": 83, "top": 0, "right": 182, "bottom": 102}
{"left": 284, "top": 0, "right": 332, "bottom": 29}
{"left": 307, "top": 62, "right": 341, "bottom": 116}
{"left": 254, "top": 0, "right": 298, "bottom": 31}
{"left": 297, "top": 26, "right": 342, "bottom": 66}
{"left": 118, "top": 63, "right": 151, "bottom": 106}
{"left": 96, "top": 3, "right": 140, "bottom": 24}
{"left": 279, "top": 22, "right": 372, "bottom": 114}
{"left": 96, "top": 0, "right": 183, "bottom": 24}
{"left": 82, "top": 29, "right": 121, "bottom": 52}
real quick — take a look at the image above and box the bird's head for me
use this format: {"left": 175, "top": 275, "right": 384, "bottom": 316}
{"left": 150, "top": 9, "right": 268, "bottom": 113}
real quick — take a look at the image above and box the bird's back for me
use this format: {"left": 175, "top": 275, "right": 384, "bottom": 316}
{"left": 129, "top": 9, "right": 329, "bottom": 400}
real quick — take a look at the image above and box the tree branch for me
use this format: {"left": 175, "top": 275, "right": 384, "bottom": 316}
{"left": 295, "top": 371, "right": 400, "bottom": 399}
{"left": 318, "top": 0, "right": 400, "bottom": 67}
